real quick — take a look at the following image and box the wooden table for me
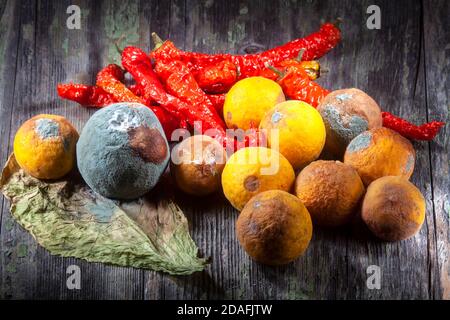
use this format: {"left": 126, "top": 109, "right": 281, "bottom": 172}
{"left": 0, "top": 0, "right": 448, "bottom": 300}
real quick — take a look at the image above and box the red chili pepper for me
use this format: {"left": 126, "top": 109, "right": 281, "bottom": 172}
{"left": 127, "top": 84, "right": 142, "bottom": 97}
{"left": 148, "top": 105, "right": 181, "bottom": 138}
{"left": 259, "top": 59, "right": 320, "bottom": 81}
{"left": 154, "top": 59, "right": 226, "bottom": 129}
{"left": 272, "top": 65, "right": 329, "bottom": 107}
{"left": 382, "top": 112, "right": 445, "bottom": 141}
{"left": 122, "top": 46, "right": 228, "bottom": 144}
{"left": 126, "top": 84, "right": 157, "bottom": 106}
{"left": 191, "top": 59, "right": 238, "bottom": 93}
{"left": 57, "top": 83, "right": 116, "bottom": 107}
{"left": 121, "top": 47, "right": 186, "bottom": 120}
{"left": 57, "top": 81, "right": 179, "bottom": 138}
{"left": 207, "top": 94, "right": 225, "bottom": 116}
{"left": 152, "top": 20, "right": 340, "bottom": 79}
{"left": 259, "top": 49, "right": 321, "bottom": 81}
{"left": 96, "top": 64, "right": 146, "bottom": 104}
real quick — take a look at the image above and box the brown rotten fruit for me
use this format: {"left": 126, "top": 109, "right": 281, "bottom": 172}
{"left": 295, "top": 160, "right": 365, "bottom": 227}
{"left": 361, "top": 176, "right": 426, "bottom": 241}
{"left": 236, "top": 190, "right": 313, "bottom": 266}
{"left": 171, "top": 135, "right": 227, "bottom": 196}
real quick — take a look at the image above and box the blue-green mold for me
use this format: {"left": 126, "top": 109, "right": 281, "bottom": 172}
{"left": 35, "top": 118, "right": 60, "bottom": 139}
{"left": 321, "top": 105, "right": 369, "bottom": 145}
{"left": 77, "top": 103, "right": 169, "bottom": 200}
{"left": 346, "top": 131, "right": 373, "bottom": 153}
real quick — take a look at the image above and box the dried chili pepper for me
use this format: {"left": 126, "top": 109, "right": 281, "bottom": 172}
{"left": 192, "top": 59, "right": 238, "bottom": 93}
{"left": 259, "top": 49, "right": 321, "bottom": 81}
{"left": 148, "top": 106, "right": 181, "bottom": 138}
{"left": 127, "top": 84, "right": 142, "bottom": 97}
{"left": 152, "top": 20, "right": 340, "bottom": 79}
{"left": 382, "top": 112, "right": 445, "bottom": 141}
{"left": 207, "top": 94, "right": 226, "bottom": 116}
{"left": 153, "top": 59, "right": 226, "bottom": 129}
{"left": 126, "top": 84, "right": 157, "bottom": 106}
{"left": 57, "top": 83, "right": 116, "bottom": 107}
{"left": 271, "top": 65, "right": 329, "bottom": 107}
{"left": 96, "top": 64, "right": 145, "bottom": 104}
{"left": 297, "top": 60, "right": 321, "bottom": 81}
{"left": 57, "top": 80, "right": 179, "bottom": 138}
{"left": 259, "top": 59, "right": 321, "bottom": 81}
{"left": 122, "top": 46, "right": 228, "bottom": 144}
{"left": 121, "top": 47, "right": 185, "bottom": 120}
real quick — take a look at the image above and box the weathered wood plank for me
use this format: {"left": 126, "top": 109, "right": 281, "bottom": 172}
{"left": 0, "top": 0, "right": 20, "bottom": 225}
{"left": 423, "top": 0, "right": 449, "bottom": 300}
{"left": 0, "top": 0, "right": 447, "bottom": 300}
{"left": 0, "top": 0, "right": 40, "bottom": 299}
{"left": 0, "top": 0, "right": 21, "bottom": 300}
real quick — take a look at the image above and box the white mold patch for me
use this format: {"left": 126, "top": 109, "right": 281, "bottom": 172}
{"left": 108, "top": 109, "right": 141, "bottom": 132}
{"left": 35, "top": 118, "right": 60, "bottom": 139}
{"left": 336, "top": 93, "right": 353, "bottom": 102}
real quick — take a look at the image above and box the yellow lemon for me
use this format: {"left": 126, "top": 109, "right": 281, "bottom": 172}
{"left": 14, "top": 114, "right": 79, "bottom": 179}
{"left": 221, "top": 147, "right": 295, "bottom": 210}
{"left": 259, "top": 100, "right": 326, "bottom": 170}
{"left": 223, "top": 77, "right": 285, "bottom": 130}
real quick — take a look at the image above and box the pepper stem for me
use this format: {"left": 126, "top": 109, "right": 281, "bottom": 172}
{"left": 151, "top": 32, "right": 164, "bottom": 50}
{"left": 267, "top": 66, "right": 285, "bottom": 78}
{"left": 295, "top": 48, "right": 305, "bottom": 62}
{"left": 114, "top": 34, "right": 126, "bottom": 55}
{"left": 332, "top": 17, "right": 343, "bottom": 28}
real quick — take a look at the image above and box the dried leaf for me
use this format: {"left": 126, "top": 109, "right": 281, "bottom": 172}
{"left": 0, "top": 154, "right": 207, "bottom": 275}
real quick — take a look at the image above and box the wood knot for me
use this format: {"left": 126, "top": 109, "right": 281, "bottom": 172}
{"left": 238, "top": 42, "right": 266, "bottom": 54}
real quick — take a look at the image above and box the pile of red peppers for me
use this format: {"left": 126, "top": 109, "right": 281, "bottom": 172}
{"left": 57, "top": 20, "right": 444, "bottom": 146}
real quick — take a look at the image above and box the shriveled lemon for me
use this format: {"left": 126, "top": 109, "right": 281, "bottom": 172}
{"left": 237, "top": 190, "right": 313, "bottom": 265}
{"left": 344, "top": 127, "right": 415, "bottom": 186}
{"left": 223, "top": 77, "right": 285, "bottom": 130}
{"left": 14, "top": 114, "right": 79, "bottom": 179}
{"left": 221, "top": 147, "right": 295, "bottom": 210}
{"left": 259, "top": 100, "right": 326, "bottom": 170}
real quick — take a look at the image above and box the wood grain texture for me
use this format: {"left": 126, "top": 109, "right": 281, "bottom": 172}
{"left": 0, "top": 0, "right": 448, "bottom": 299}
{"left": 423, "top": 0, "right": 449, "bottom": 300}
{"left": 0, "top": 0, "right": 21, "bottom": 299}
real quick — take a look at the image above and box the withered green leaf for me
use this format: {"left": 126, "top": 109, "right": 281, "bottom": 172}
{"left": 0, "top": 154, "right": 207, "bottom": 275}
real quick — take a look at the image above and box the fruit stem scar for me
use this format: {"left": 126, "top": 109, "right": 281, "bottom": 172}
{"left": 244, "top": 175, "right": 260, "bottom": 191}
